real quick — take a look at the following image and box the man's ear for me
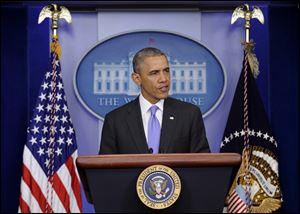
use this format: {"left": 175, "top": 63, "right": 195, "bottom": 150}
{"left": 131, "top": 72, "right": 141, "bottom": 86}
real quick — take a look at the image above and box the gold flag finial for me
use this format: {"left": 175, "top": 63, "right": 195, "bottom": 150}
{"left": 231, "top": 4, "right": 264, "bottom": 43}
{"left": 232, "top": 4, "right": 264, "bottom": 78}
{"left": 38, "top": 4, "right": 72, "bottom": 37}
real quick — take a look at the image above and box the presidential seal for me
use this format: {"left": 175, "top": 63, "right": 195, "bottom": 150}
{"left": 136, "top": 165, "right": 181, "bottom": 210}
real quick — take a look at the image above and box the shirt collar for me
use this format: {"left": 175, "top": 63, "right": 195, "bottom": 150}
{"left": 139, "top": 94, "right": 164, "bottom": 115}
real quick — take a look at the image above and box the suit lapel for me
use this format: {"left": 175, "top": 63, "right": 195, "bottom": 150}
{"left": 126, "top": 97, "right": 149, "bottom": 153}
{"left": 160, "top": 98, "right": 177, "bottom": 152}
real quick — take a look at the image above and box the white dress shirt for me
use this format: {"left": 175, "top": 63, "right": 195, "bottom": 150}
{"left": 139, "top": 94, "right": 164, "bottom": 143}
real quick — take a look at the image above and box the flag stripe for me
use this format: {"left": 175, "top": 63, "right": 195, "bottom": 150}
{"left": 228, "top": 193, "right": 240, "bottom": 211}
{"left": 21, "top": 145, "right": 66, "bottom": 213}
{"left": 227, "top": 190, "right": 249, "bottom": 213}
{"left": 235, "top": 204, "right": 248, "bottom": 213}
{"left": 66, "top": 154, "right": 82, "bottom": 212}
{"left": 52, "top": 172, "right": 71, "bottom": 212}
{"left": 21, "top": 164, "right": 50, "bottom": 212}
{"left": 229, "top": 200, "right": 245, "bottom": 213}
{"left": 228, "top": 191, "right": 238, "bottom": 205}
{"left": 19, "top": 195, "right": 31, "bottom": 213}
{"left": 19, "top": 179, "right": 42, "bottom": 213}
{"left": 57, "top": 159, "right": 81, "bottom": 212}
{"left": 233, "top": 200, "right": 247, "bottom": 213}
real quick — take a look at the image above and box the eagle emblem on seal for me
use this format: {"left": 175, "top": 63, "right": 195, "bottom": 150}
{"left": 148, "top": 176, "right": 170, "bottom": 199}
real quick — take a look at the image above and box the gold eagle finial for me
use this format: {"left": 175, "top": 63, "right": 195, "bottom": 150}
{"left": 38, "top": 4, "right": 72, "bottom": 36}
{"left": 231, "top": 4, "right": 264, "bottom": 43}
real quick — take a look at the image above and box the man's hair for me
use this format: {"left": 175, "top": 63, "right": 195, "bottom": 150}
{"left": 132, "top": 47, "right": 167, "bottom": 73}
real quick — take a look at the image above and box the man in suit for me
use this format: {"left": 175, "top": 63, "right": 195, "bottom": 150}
{"left": 99, "top": 47, "right": 210, "bottom": 154}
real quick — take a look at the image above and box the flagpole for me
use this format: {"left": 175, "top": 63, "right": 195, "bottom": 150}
{"left": 231, "top": 4, "right": 264, "bottom": 213}
{"left": 37, "top": 4, "right": 72, "bottom": 213}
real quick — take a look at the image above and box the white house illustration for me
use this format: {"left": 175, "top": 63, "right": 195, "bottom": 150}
{"left": 93, "top": 53, "right": 207, "bottom": 95}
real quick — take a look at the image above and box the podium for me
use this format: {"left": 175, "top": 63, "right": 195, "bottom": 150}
{"left": 76, "top": 153, "right": 241, "bottom": 213}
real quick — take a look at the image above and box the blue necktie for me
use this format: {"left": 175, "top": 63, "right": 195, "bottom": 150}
{"left": 148, "top": 105, "right": 161, "bottom": 153}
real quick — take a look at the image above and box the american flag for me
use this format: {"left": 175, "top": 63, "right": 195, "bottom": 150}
{"left": 227, "top": 185, "right": 250, "bottom": 213}
{"left": 18, "top": 36, "right": 82, "bottom": 213}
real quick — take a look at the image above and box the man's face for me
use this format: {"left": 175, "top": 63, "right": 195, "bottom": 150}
{"left": 132, "top": 55, "right": 170, "bottom": 104}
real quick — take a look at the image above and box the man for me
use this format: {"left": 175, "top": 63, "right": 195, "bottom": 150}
{"left": 99, "top": 47, "right": 210, "bottom": 154}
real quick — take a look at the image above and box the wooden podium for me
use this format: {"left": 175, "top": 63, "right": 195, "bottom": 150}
{"left": 76, "top": 153, "right": 241, "bottom": 213}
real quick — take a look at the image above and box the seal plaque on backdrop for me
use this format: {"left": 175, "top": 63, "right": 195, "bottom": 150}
{"left": 136, "top": 165, "right": 181, "bottom": 209}
{"left": 74, "top": 31, "right": 226, "bottom": 120}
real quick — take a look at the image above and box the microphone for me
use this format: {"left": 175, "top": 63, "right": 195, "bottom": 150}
{"left": 148, "top": 148, "right": 153, "bottom": 153}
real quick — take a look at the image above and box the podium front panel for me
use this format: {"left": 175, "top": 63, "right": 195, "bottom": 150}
{"left": 85, "top": 166, "right": 233, "bottom": 213}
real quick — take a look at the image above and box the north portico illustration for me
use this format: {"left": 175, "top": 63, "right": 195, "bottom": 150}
{"left": 93, "top": 54, "right": 207, "bottom": 95}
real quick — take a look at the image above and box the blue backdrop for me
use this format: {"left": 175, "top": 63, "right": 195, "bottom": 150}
{"left": 1, "top": 2, "right": 298, "bottom": 213}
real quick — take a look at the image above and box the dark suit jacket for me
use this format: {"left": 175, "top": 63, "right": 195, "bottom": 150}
{"left": 99, "top": 97, "right": 210, "bottom": 154}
